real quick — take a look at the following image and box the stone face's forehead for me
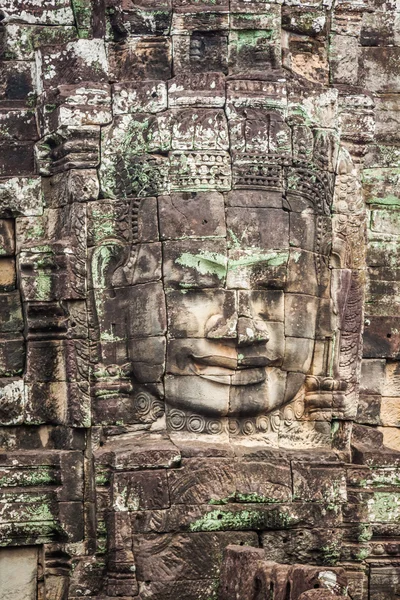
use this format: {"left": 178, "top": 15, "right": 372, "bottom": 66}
{"left": 98, "top": 104, "right": 338, "bottom": 207}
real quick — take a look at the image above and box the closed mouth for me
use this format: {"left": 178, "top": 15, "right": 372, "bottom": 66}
{"left": 198, "top": 369, "right": 267, "bottom": 386}
{"left": 191, "top": 353, "right": 271, "bottom": 369}
{"left": 190, "top": 354, "right": 267, "bottom": 386}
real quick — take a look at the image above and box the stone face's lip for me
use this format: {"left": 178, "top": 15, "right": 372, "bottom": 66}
{"left": 191, "top": 353, "right": 271, "bottom": 369}
{"left": 197, "top": 368, "right": 267, "bottom": 386}
{"left": 191, "top": 354, "right": 237, "bottom": 369}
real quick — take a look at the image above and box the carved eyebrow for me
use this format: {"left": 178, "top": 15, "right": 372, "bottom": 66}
{"left": 228, "top": 251, "right": 289, "bottom": 270}
{"left": 175, "top": 252, "right": 227, "bottom": 279}
{"left": 175, "top": 249, "right": 289, "bottom": 279}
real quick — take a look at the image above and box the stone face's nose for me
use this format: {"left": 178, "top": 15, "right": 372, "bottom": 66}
{"left": 237, "top": 316, "right": 269, "bottom": 346}
{"left": 204, "top": 312, "right": 269, "bottom": 346}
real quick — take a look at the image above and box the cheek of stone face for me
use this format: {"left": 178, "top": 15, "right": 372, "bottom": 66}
{"left": 99, "top": 282, "right": 166, "bottom": 341}
{"left": 283, "top": 337, "right": 315, "bottom": 374}
{"left": 128, "top": 337, "right": 166, "bottom": 384}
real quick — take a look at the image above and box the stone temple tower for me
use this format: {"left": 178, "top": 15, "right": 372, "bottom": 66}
{"left": 1, "top": 0, "right": 400, "bottom": 598}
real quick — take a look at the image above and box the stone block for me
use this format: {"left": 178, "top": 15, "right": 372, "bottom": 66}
{"left": 226, "top": 189, "right": 282, "bottom": 209}
{"left": 25, "top": 340, "right": 88, "bottom": 383}
{"left": 375, "top": 95, "right": 400, "bottom": 143}
{"left": 39, "top": 40, "right": 108, "bottom": 90}
{"left": 0, "top": 108, "right": 37, "bottom": 141}
{"left": 379, "top": 427, "right": 400, "bottom": 452}
{"left": 43, "top": 168, "right": 99, "bottom": 208}
{"left": 36, "top": 126, "right": 100, "bottom": 176}
{"left": 109, "top": 38, "right": 172, "bottom": 81}
{"left": 339, "top": 95, "right": 375, "bottom": 144}
{"left": 171, "top": 108, "right": 228, "bottom": 151}
{"left": 38, "top": 83, "right": 112, "bottom": 136}
{"left": 168, "top": 458, "right": 235, "bottom": 505}
{"left": 0, "top": 61, "right": 35, "bottom": 108}
{"left": 330, "top": 34, "right": 359, "bottom": 85}
{"left": 0, "top": 177, "right": 42, "bottom": 218}
{"left": 371, "top": 208, "right": 400, "bottom": 236}
{"left": 282, "top": 337, "right": 314, "bottom": 373}
{"left": 380, "top": 397, "right": 400, "bottom": 427}
{"left": 0, "top": 547, "right": 38, "bottom": 600}
{"left": 99, "top": 114, "right": 171, "bottom": 197}
{"left": 169, "top": 150, "right": 231, "bottom": 192}
{"left": 25, "top": 380, "right": 78, "bottom": 425}
{"left": 285, "top": 294, "right": 319, "bottom": 339}
{"left": 228, "top": 29, "right": 281, "bottom": 74}
{"left": 1, "top": 0, "right": 74, "bottom": 25}
{"left": 235, "top": 461, "right": 292, "bottom": 503}
{"left": 360, "top": 47, "right": 400, "bottom": 93}
{"left": 0, "top": 257, "right": 16, "bottom": 291}
{"left": 95, "top": 433, "right": 181, "bottom": 471}
{"left": 0, "top": 140, "right": 34, "bottom": 177}
{"left": 289, "top": 212, "right": 319, "bottom": 253}
{"left": 19, "top": 249, "right": 86, "bottom": 301}
{"left": 239, "top": 289, "right": 284, "bottom": 323}
{"left": 383, "top": 362, "right": 400, "bottom": 397}
{"left": 89, "top": 197, "right": 158, "bottom": 246}
{"left": 0, "top": 337, "right": 25, "bottom": 377}
{"left": 286, "top": 250, "right": 320, "bottom": 296}
{"left": 0, "top": 378, "right": 26, "bottom": 425}
{"left": 115, "top": 0, "right": 171, "bottom": 36}
{"left": 360, "top": 10, "right": 400, "bottom": 47}
{"left": 363, "top": 168, "right": 400, "bottom": 207}
{"left": 0, "top": 291, "right": 23, "bottom": 334}
{"left": 0, "top": 219, "right": 15, "bottom": 255}
{"left": 113, "top": 471, "right": 170, "bottom": 511}
{"left": 127, "top": 337, "right": 166, "bottom": 383}
{"left": 96, "top": 282, "right": 166, "bottom": 338}
{"left": 356, "top": 394, "right": 381, "bottom": 425}
{"left": 132, "top": 531, "right": 258, "bottom": 582}
{"left": 0, "top": 23, "right": 77, "bottom": 61}
{"left": 165, "top": 375, "right": 230, "bottom": 419}
{"left": 360, "top": 359, "right": 386, "bottom": 394}
{"left": 93, "top": 384, "right": 163, "bottom": 427}
{"left": 113, "top": 81, "right": 168, "bottom": 114}
{"left": 261, "top": 528, "right": 343, "bottom": 566}
{"left": 168, "top": 72, "right": 226, "bottom": 108}
{"left": 363, "top": 317, "right": 400, "bottom": 359}
{"left": 58, "top": 501, "right": 84, "bottom": 542}
{"left": 158, "top": 192, "right": 226, "bottom": 240}
{"left": 172, "top": 10, "right": 228, "bottom": 34}
{"left": 218, "top": 544, "right": 265, "bottom": 600}
{"left": 172, "top": 33, "right": 228, "bottom": 75}
{"left": 369, "top": 566, "right": 400, "bottom": 600}
{"left": 292, "top": 462, "right": 347, "bottom": 504}
{"left": 226, "top": 207, "right": 289, "bottom": 251}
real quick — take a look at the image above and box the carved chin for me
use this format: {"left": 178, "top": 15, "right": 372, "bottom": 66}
{"left": 164, "top": 367, "right": 288, "bottom": 418}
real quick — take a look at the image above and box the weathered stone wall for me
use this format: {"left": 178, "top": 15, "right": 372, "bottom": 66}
{"left": 1, "top": 0, "right": 400, "bottom": 599}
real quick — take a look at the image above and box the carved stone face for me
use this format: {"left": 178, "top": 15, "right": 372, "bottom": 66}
{"left": 162, "top": 187, "right": 331, "bottom": 435}
{"left": 92, "top": 96, "right": 342, "bottom": 440}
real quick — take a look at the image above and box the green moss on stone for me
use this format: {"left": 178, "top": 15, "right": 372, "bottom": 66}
{"left": 190, "top": 507, "right": 297, "bottom": 532}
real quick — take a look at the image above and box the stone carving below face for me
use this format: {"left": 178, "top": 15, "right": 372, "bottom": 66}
{"left": 92, "top": 78, "right": 365, "bottom": 446}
